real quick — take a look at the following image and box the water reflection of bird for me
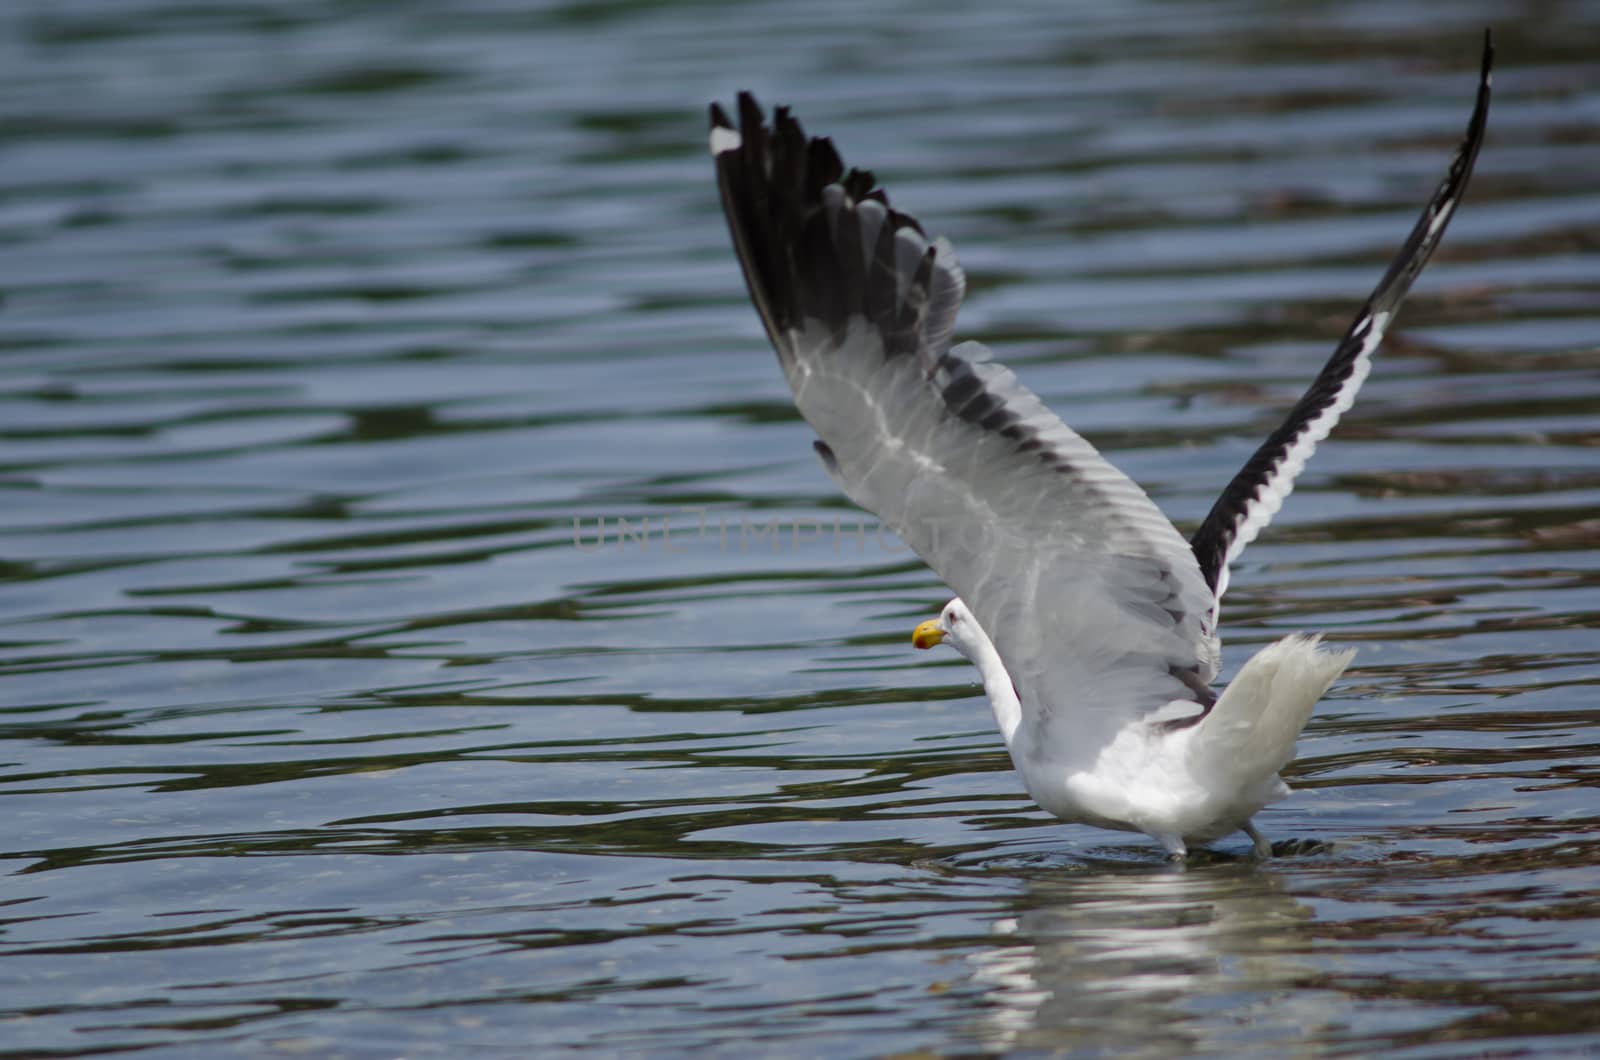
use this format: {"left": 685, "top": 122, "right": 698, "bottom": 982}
{"left": 964, "top": 862, "right": 1320, "bottom": 1051}
{"left": 710, "top": 35, "right": 1491, "bottom": 858}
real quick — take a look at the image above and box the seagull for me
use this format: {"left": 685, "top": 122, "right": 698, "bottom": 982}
{"left": 709, "top": 35, "right": 1492, "bottom": 858}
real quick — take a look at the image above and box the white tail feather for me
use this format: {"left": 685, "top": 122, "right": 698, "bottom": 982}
{"left": 1190, "top": 634, "right": 1354, "bottom": 785}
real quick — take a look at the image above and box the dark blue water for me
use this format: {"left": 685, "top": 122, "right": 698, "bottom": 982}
{"left": 3, "top": 2, "right": 1599, "bottom": 1055}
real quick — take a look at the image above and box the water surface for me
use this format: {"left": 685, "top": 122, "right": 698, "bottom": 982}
{"left": 2, "top": 1, "right": 1599, "bottom": 1055}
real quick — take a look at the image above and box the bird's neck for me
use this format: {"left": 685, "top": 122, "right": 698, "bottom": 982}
{"left": 969, "top": 640, "right": 1022, "bottom": 748}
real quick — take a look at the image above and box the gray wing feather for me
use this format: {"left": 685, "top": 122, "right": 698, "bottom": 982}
{"left": 712, "top": 94, "right": 1217, "bottom": 760}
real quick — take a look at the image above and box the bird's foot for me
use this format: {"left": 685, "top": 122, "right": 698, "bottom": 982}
{"left": 1243, "top": 821, "right": 1272, "bottom": 859}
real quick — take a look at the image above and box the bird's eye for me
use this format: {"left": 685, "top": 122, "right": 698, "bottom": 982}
{"left": 948, "top": 611, "right": 959, "bottom": 624}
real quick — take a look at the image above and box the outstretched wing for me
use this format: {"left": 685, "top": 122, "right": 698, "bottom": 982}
{"left": 1190, "top": 32, "right": 1493, "bottom": 605}
{"left": 711, "top": 94, "right": 1219, "bottom": 760}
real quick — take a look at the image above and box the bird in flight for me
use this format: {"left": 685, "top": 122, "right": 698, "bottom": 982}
{"left": 709, "top": 35, "right": 1491, "bottom": 858}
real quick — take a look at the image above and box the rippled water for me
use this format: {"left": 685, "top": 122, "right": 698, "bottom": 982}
{"left": 3, "top": 1, "right": 1599, "bottom": 1055}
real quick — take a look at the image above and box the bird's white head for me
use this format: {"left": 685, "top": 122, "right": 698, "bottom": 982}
{"left": 912, "top": 597, "right": 1022, "bottom": 746}
{"left": 911, "top": 598, "right": 987, "bottom": 661}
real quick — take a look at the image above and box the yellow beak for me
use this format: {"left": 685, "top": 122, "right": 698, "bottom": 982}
{"left": 912, "top": 619, "right": 945, "bottom": 650}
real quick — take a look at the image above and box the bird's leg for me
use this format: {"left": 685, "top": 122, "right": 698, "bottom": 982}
{"left": 1243, "top": 821, "right": 1272, "bottom": 859}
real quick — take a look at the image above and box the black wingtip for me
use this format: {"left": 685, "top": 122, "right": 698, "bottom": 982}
{"left": 710, "top": 101, "right": 731, "bottom": 130}
{"left": 1187, "top": 32, "right": 1494, "bottom": 598}
{"left": 1478, "top": 29, "right": 1494, "bottom": 105}
{"left": 737, "top": 91, "right": 764, "bottom": 132}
